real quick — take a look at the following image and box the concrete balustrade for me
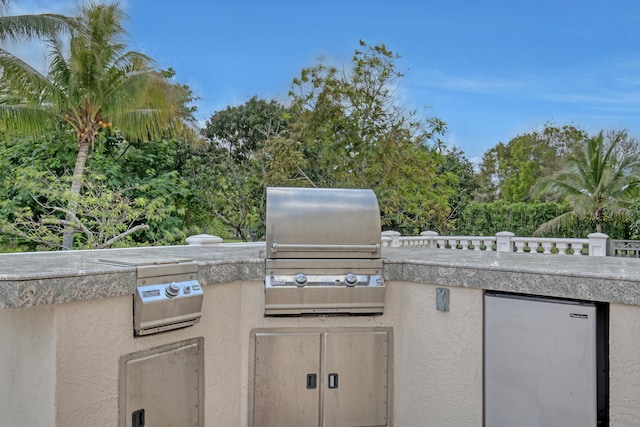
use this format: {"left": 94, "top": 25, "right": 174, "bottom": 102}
{"left": 381, "top": 230, "right": 609, "bottom": 256}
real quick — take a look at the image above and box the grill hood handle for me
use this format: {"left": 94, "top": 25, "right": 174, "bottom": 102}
{"left": 270, "top": 243, "right": 381, "bottom": 255}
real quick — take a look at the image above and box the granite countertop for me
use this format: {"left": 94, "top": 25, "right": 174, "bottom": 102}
{"left": 383, "top": 247, "right": 640, "bottom": 305}
{"left": 382, "top": 246, "right": 640, "bottom": 281}
{"left": 0, "top": 244, "right": 265, "bottom": 308}
{"left": 1, "top": 244, "right": 640, "bottom": 308}
{"left": 0, "top": 244, "right": 265, "bottom": 280}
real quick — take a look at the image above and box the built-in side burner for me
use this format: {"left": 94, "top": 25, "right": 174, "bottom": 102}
{"left": 100, "top": 257, "right": 203, "bottom": 336}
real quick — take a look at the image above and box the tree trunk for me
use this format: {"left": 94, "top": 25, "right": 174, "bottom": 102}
{"left": 595, "top": 207, "right": 604, "bottom": 234}
{"left": 62, "top": 140, "right": 90, "bottom": 250}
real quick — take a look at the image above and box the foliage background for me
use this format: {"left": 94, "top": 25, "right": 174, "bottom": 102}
{"left": 0, "top": 2, "right": 638, "bottom": 251}
{"left": 456, "top": 201, "right": 630, "bottom": 239}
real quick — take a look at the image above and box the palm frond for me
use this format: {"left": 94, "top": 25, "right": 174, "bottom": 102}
{"left": 0, "top": 104, "right": 59, "bottom": 135}
{"left": 1, "top": 2, "right": 192, "bottom": 144}
{"left": 533, "top": 211, "right": 577, "bottom": 236}
{"left": 0, "top": 48, "right": 68, "bottom": 136}
{"left": 0, "top": 47, "right": 50, "bottom": 95}
{"left": 0, "top": 13, "right": 75, "bottom": 43}
{"left": 532, "top": 129, "right": 640, "bottom": 235}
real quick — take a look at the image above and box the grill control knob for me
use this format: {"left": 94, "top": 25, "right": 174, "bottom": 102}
{"left": 165, "top": 282, "right": 180, "bottom": 298}
{"left": 294, "top": 273, "right": 308, "bottom": 287}
{"left": 344, "top": 273, "right": 358, "bottom": 287}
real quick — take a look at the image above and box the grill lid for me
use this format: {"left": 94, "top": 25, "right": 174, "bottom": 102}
{"left": 265, "top": 187, "right": 382, "bottom": 260}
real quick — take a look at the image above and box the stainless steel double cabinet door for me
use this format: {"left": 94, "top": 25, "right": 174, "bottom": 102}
{"left": 251, "top": 328, "right": 392, "bottom": 427}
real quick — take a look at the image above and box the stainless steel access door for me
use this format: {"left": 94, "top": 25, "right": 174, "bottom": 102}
{"left": 484, "top": 293, "right": 597, "bottom": 427}
{"left": 251, "top": 328, "right": 392, "bottom": 427}
{"left": 253, "top": 333, "right": 322, "bottom": 427}
{"left": 119, "top": 338, "right": 204, "bottom": 427}
{"left": 323, "top": 331, "right": 389, "bottom": 427}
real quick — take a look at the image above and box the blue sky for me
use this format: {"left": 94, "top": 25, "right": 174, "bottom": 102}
{"left": 8, "top": 0, "right": 640, "bottom": 163}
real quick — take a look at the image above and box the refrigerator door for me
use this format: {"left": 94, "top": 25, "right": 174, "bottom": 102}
{"left": 484, "top": 294, "right": 597, "bottom": 427}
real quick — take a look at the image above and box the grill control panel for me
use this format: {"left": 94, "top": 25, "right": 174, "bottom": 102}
{"left": 264, "top": 255, "right": 386, "bottom": 315}
{"left": 266, "top": 274, "right": 384, "bottom": 288}
{"left": 134, "top": 280, "right": 203, "bottom": 336}
{"left": 137, "top": 280, "right": 202, "bottom": 301}
{"left": 264, "top": 271, "right": 386, "bottom": 315}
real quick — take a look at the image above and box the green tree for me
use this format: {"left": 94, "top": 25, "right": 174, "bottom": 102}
{"left": 438, "top": 147, "right": 480, "bottom": 232}
{"left": 533, "top": 130, "right": 640, "bottom": 235}
{"left": 90, "top": 134, "right": 192, "bottom": 245}
{"left": 458, "top": 200, "right": 587, "bottom": 237}
{"left": 3, "top": 171, "right": 152, "bottom": 250}
{"left": 0, "top": 130, "right": 77, "bottom": 251}
{"left": 0, "top": 2, "right": 194, "bottom": 249}
{"left": 195, "top": 97, "right": 291, "bottom": 241}
{"left": 280, "top": 40, "right": 451, "bottom": 233}
{"left": 478, "top": 124, "right": 587, "bottom": 202}
{"left": 0, "top": 132, "right": 192, "bottom": 251}
{"left": 629, "top": 198, "right": 640, "bottom": 239}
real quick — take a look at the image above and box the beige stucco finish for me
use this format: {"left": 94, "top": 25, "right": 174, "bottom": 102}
{"left": 0, "top": 304, "right": 56, "bottom": 426}
{"left": 609, "top": 303, "right": 640, "bottom": 426}
{"left": 397, "top": 282, "right": 483, "bottom": 426}
{"left": 1, "top": 280, "right": 640, "bottom": 425}
{"left": 54, "top": 281, "right": 247, "bottom": 427}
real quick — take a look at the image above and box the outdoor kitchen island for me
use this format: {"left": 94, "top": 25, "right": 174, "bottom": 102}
{"left": 1, "top": 243, "right": 640, "bottom": 426}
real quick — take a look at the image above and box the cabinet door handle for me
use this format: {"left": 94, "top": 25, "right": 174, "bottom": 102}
{"left": 306, "top": 373, "right": 317, "bottom": 389}
{"left": 328, "top": 373, "right": 339, "bottom": 389}
{"left": 132, "top": 409, "right": 145, "bottom": 427}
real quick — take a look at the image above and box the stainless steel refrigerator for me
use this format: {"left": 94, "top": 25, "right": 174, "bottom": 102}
{"left": 484, "top": 292, "right": 608, "bottom": 426}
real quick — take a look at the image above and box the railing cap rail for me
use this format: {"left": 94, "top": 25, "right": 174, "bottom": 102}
{"left": 511, "top": 237, "right": 589, "bottom": 243}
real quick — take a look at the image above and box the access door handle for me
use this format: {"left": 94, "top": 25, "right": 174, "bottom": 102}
{"left": 306, "top": 373, "right": 317, "bottom": 389}
{"left": 328, "top": 373, "right": 339, "bottom": 389}
{"left": 132, "top": 409, "right": 145, "bottom": 427}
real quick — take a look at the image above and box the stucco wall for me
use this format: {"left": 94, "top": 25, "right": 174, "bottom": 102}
{"left": 0, "top": 305, "right": 56, "bottom": 426}
{"left": 49, "top": 279, "right": 403, "bottom": 426}
{"left": 397, "top": 282, "right": 483, "bottom": 426}
{"left": 52, "top": 280, "right": 246, "bottom": 427}
{"left": 49, "top": 278, "right": 484, "bottom": 426}
{"left": 609, "top": 303, "right": 640, "bottom": 425}
{"left": 0, "top": 281, "right": 247, "bottom": 426}
{"left": 3, "top": 278, "right": 640, "bottom": 426}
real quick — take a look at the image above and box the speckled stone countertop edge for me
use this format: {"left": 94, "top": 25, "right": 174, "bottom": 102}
{"left": 2, "top": 245, "right": 640, "bottom": 308}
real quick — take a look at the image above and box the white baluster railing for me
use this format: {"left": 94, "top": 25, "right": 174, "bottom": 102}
{"left": 381, "top": 231, "right": 608, "bottom": 256}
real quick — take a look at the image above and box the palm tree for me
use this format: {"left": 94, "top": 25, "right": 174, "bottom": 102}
{"left": 533, "top": 131, "right": 640, "bottom": 235}
{"left": 0, "top": 2, "right": 191, "bottom": 249}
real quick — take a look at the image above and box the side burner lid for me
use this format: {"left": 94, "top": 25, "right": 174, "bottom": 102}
{"left": 98, "top": 256, "right": 193, "bottom": 267}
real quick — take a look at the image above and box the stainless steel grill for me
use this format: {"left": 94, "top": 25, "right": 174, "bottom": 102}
{"left": 100, "top": 257, "right": 204, "bottom": 335}
{"left": 264, "top": 187, "right": 385, "bottom": 315}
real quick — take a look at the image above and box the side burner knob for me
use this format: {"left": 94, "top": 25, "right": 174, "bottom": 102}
{"left": 294, "top": 273, "right": 308, "bottom": 287}
{"left": 165, "top": 282, "right": 180, "bottom": 297}
{"left": 344, "top": 273, "right": 358, "bottom": 287}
